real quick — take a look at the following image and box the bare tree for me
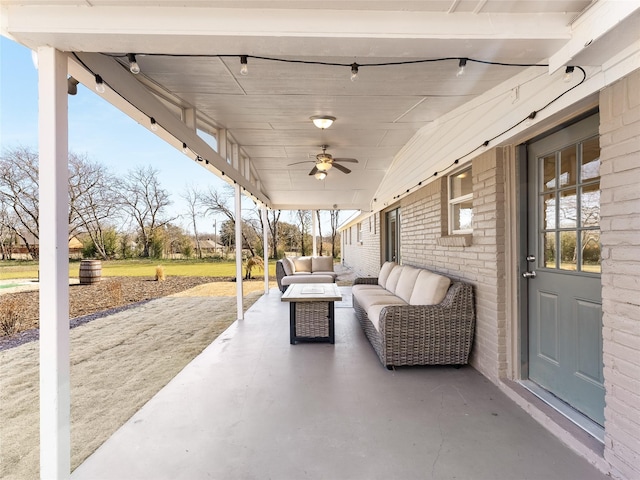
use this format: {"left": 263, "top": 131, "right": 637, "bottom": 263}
{"left": 330, "top": 209, "right": 340, "bottom": 258}
{"left": 316, "top": 210, "right": 323, "bottom": 256}
{"left": 0, "top": 146, "right": 40, "bottom": 258}
{"left": 199, "top": 185, "right": 256, "bottom": 256}
{"left": 267, "top": 209, "right": 281, "bottom": 259}
{"left": 295, "top": 210, "right": 311, "bottom": 256}
{"left": 181, "top": 185, "right": 203, "bottom": 258}
{"left": 114, "top": 165, "right": 173, "bottom": 258}
{"left": 68, "top": 153, "right": 120, "bottom": 259}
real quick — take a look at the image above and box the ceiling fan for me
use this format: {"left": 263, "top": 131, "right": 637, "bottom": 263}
{"left": 288, "top": 145, "right": 358, "bottom": 177}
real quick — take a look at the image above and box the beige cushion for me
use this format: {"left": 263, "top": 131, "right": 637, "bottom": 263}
{"left": 293, "top": 256, "right": 312, "bottom": 273}
{"left": 385, "top": 265, "right": 404, "bottom": 294}
{"left": 351, "top": 284, "right": 383, "bottom": 296}
{"left": 394, "top": 266, "right": 421, "bottom": 303}
{"left": 282, "top": 274, "right": 334, "bottom": 287}
{"left": 409, "top": 270, "right": 452, "bottom": 306}
{"left": 312, "top": 256, "right": 334, "bottom": 273}
{"left": 377, "top": 261, "right": 396, "bottom": 288}
{"left": 282, "top": 257, "right": 295, "bottom": 275}
{"left": 367, "top": 302, "right": 406, "bottom": 332}
{"left": 355, "top": 289, "right": 403, "bottom": 312}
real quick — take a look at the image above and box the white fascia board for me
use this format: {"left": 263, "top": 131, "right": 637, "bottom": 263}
{"left": 68, "top": 53, "right": 271, "bottom": 207}
{"left": 338, "top": 211, "right": 368, "bottom": 232}
{"left": 3, "top": 5, "right": 574, "bottom": 55}
{"left": 549, "top": 0, "right": 640, "bottom": 73}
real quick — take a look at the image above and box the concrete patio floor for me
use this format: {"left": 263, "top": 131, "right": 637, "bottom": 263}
{"left": 72, "top": 287, "right": 607, "bottom": 480}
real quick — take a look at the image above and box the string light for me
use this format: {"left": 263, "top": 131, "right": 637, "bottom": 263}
{"left": 127, "top": 53, "right": 140, "bottom": 74}
{"left": 182, "top": 142, "right": 189, "bottom": 154}
{"left": 457, "top": 58, "right": 467, "bottom": 77}
{"left": 240, "top": 56, "right": 248, "bottom": 75}
{"left": 94, "top": 74, "right": 106, "bottom": 93}
{"left": 350, "top": 63, "right": 359, "bottom": 82}
{"left": 563, "top": 66, "right": 575, "bottom": 82}
{"left": 150, "top": 117, "right": 158, "bottom": 131}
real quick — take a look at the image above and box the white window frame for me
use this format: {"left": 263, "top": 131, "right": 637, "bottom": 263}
{"left": 448, "top": 166, "right": 473, "bottom": 235}
{"left": 357, "top": 222, "right": 362, "bottom": 243}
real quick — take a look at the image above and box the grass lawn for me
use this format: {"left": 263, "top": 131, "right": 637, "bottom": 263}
{"left": 0, "top": 259, "right": 277, "bottom": 280}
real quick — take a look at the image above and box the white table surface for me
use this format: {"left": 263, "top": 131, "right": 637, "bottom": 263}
{"left": 281, "top": 283, "right": 342, "bottom": 302}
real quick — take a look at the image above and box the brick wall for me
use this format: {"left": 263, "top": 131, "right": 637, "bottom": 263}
{"left": 600, "top": 69, "right": 640, "bottom": 480}
{"left": 342, "top": 216, "right": 381, "bottom": 277}
{"left": 398, "top": 148, "right": 508, "bottom": 381}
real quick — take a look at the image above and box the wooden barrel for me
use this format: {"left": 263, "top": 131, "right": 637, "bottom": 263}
{"left": 79, "top": 259, "right": 102, "bottom": 285}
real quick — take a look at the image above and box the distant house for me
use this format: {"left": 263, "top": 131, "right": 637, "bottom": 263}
{"left": 10, "top": 232, "right": 84, "bottom": 259}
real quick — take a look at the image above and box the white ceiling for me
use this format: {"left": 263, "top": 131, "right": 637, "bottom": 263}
{"left": 2, "top": 0, "right": 616, "bottom": 210}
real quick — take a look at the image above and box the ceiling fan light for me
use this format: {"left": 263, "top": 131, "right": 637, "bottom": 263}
{"left": 316, "top": 162, "right": 332, "bottom": 172}
{"left": 315, "top": 171, "right": 327, "bottom": 180}
{"left": 310, "top": 115, "right": 336, "bottom": 129}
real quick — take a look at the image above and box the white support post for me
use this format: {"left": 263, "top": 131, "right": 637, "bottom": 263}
{"left": 312, "top": 210, "right": 318, "bottom": 257}
{"left": 262, "top": 206, "right": 269, "bottom": 294}
{"left": 38, "top": 46, "right": 70, "bottom": 480}
{"left": 235, "top": 184, "right": 244, "bottom": 320}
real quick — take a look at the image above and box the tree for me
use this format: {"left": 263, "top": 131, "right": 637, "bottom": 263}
{"left": 68, "top": 153, "right": 120, "bottom": 259}
{"left": 114, "top": 165, "right": 173, "bottom": 258}
{"left": 316, "top": 210, "right": 323, "bottom": 256}
{"left": 330, "top": 209, "right": 340, "bottom": 258}
{"left": 295, "top": 210, "right": 311, "bottom": 256}
{"left": 0, "top": 146, "right": 40, "bottom": 258}
{"left": 199, "top": 185, "right": 256, "bottom": 256}
{"left": 181, "top": 185, "right": 203, "bottom": 259}
{"left": 267, "top": 209, "right": 281, "bottom": 259}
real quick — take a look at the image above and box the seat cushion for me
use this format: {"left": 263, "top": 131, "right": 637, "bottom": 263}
{"left": 409, "top": 270, "right": 452, "bottom": 306}
{"left": 355, "top": 289, "right": 404, "bottom": 312}
{"left": 385, "top": 265, "right": 404, "bottom": 294}
{"left": 293, "top": 256, "right": 312, "bottom": 273}
{"left": 282, "top": 257, "right": 295, "bottom": 275}
{"left": 377, "top": 261, "right": 397, "bottom": 288}
{"left": 311, "top": 271, "right": 338, "bottom": 280}
{"left": 394, "top": 265, "right": 421, "bottom": 303}
{"left": 312, "top": 256, "right": 334, "bottom": 273}
{"left": 282, "top": 274, "right": 334, "bottom": 287}
{"left": 367, "top": 302, "right": 406, "bottom": 332}
{"left": 352, "top": 284, "right": 383, "bottom": 296}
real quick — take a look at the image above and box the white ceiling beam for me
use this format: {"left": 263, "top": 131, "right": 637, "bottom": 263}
{"left": 549, "top": 0, "right": 640, "bottom": 73}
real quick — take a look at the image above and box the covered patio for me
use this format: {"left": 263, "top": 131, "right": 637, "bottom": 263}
{"left": 71, "top": 286, "right": 606, "bottom": 480}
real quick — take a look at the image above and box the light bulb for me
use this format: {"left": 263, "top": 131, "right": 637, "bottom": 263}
{"left": 457, "top": 58, "right": 467, "bottom": 77}
{"left": 350, "top": 63, "right": 359, "bottom": 82}
{"left": 128, "top": 54, "right": 140, "bottom": 74}
{"left": 315, "top": 171, "right": 327, "bottom": 180}
{"left": 150, "top": 118, "right": 159, "bottom": 131}
{"left": 95, "top": 74, "right": 106, "bottom": 93}
{"left": 240, "top": 56, "right": 248, "bottom": 76}
{"left": 563, "top": 66, "right": 575, "bottom": 83}
{"left": 182, "top": 143, "right": 189, "bottom": 154}
{"left": 525, "top": 111, "right": 537, "bottom": 126}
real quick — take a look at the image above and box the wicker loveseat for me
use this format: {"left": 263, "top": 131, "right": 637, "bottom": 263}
{"left": 276, "top": 256, "right": 338, "bottom": 292}
{"left": 352, "top": 262, "right": 475, "bottom": 369}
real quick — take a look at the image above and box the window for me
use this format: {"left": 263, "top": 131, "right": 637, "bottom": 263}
{"left": 449, "top": 166, "right": 473, "bottom": 234}
{"left": 357, "top": 222, "right": 362, "bottom": 243}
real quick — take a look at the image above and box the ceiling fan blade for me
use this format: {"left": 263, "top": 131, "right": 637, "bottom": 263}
{"left": 308, "top": 166, "right": 319, "bottom": 176}
{"left": 287, "top": 160, "right": 313, "bottom": 166}
{"left": 333, "top": 158, "right": 358, "bottom": 163}
{"left": 332, "top": 163, "right": 351, "bottom": 174}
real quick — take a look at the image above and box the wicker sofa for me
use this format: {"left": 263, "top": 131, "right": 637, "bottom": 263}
{"left": 352, "top": 262, "right": 475, "bottom": 368}
{"left": 276, "top": 256, "right": 338, "bottom": 293}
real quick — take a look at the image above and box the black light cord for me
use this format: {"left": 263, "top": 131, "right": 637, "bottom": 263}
{"left": 391, "top": 66, "right": 587, "bottom": 201}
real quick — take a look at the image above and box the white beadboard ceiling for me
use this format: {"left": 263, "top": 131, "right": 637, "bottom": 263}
{"left": 3, "top": 0, "right": 618, "bottom": 211}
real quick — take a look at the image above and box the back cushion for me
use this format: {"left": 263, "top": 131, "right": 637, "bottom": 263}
{"left": 293, "top": 256, "right": 312, "bottom": 273}
{"left": 282, "top": 257, "right": 295, "bottom": 275}
{"left": 378, "top": 261, "right": 397, "bottom": 288}
{"left": 409, "top": 270, "right": 452, "bottom": 305}
{"left": 394, "top": 266, "right": 421, "bottom": 303}
{"left": 312, "top": 256, "right": 334, "bottom": 273}
{"left": 385, "top": 265, "right": 404, "bottom": 294}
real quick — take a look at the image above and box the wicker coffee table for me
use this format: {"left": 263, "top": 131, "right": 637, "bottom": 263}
{"left": 281, "top": 283, "right": 342, "bottom": 344}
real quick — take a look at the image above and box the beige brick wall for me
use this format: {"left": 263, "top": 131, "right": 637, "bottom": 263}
{"left": 600, "top": 69, "right": 640, "bottom": 480}
{"left": 342, "top": 215, "right": 381, "bottom": 277}
{"left": 398, "top": 149, "right": 508, "bottom": 382}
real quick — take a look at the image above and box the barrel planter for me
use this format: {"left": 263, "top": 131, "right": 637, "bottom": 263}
{"left": 79, "top": 259, "right": 102, "bottom": 285}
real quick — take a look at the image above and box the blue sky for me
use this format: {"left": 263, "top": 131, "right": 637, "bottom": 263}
{"left": 0, "top": 37, "right": 237, "bottom": 235}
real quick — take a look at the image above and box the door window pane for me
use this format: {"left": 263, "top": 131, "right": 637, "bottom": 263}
{"left": 581, "top": 184, "right": 600, "bottom": 227}
{"left": 560, "top": 231, "right": 577, "bottom": 271}
{"left": 560, "top": 146, "right": 577, "bottom": 187}
{"left": 542, "top": 193, "right": 556, "bottom": 230}
{"left": 542, "top": 155, "right": 556, "bottom": 191}
{"left": 582, "top": 229, "right": 601, "bottom": 273}
{"left": 581, "top": 137, "right": 600, "bottom": 182}
{"left": 544, "top": 232, "right": 556, "bottom": 268}
{"left": 559, "top": 188, "right": 577, "bottom": 228}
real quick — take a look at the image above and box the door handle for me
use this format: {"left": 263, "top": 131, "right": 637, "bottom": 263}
{"left": 522, "top": 271, "right": 537, "bottom": 279}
